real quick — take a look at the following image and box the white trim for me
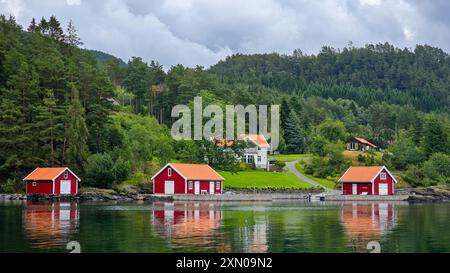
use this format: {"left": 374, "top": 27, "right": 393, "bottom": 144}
{"left": 167, "top": 167, "right": 172, "bottom": 177}
{"left": 371, "top": 166, "right": 397, "bottom": 183}
{"left": 150, "top": 163, "right": 188, "bottom": 181}
{"left": 53, "top": 167, "right": 81, "bottom": 182}
{"left": 185, "top": 179, "right": 187, "bottom": 194}
{"left": 52, "top": 180, "right": 55, "bottom": 194}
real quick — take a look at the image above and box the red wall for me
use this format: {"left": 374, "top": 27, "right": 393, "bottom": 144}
{"left": 26, "top": 181, "right": 53, "bottom": 194}
{"left": 153, "top": 165, "right": 223, "bottom": 194}
{"left": 373, "top": 171, "right": 394, "bottom": 195}
{"left": 342, "top": 183, "right": 372, "bottom": 195}
{"left": 153, "top": 165, "right": 186, "bottom": 194}
{"left": 54, "top": 170, "right": 78, "bottom": 194}
{"left": 185, "top": 180, "right": 222, "bottom": 194}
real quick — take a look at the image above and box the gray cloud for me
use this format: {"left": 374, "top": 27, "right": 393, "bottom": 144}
{"left": 1, "top": 0, "right": 449, "bottom": 69}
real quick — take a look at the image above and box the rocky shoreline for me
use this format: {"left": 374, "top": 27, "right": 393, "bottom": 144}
{"left": 1, "top": 186, "right": 449, "bottom": 203}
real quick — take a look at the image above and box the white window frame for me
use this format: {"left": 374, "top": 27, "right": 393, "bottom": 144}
{"left": 380, "top": 172, "right": 386, "bottom": 180}
{"left": 216, "top": 181, "right": 220, "bottom": 190}
{"left": 168, "top": 168, "right": 172, "bottom": 177}
{"left": 63, "top": 171, "right": 68, "bottom": 179}
{"left": 32, "top": 182, "right": 37, "bottom": 187}
{"left": 257, "top": 155, "right": 261, "bottom": 162}
{"left": 188, "top": 180, "right": 193, "bottom": 190}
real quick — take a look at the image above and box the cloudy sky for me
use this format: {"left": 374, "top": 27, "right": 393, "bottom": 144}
{"left": 1, "top": 0, "right": 449, "bottom": 69}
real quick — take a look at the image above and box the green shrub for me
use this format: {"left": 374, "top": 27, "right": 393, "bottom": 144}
{"left": 273, "top": 160, "right": 286, "bottom": 168}
{"left": 84, "top": 153, "right": 116, "bottom": 188}
{"left": 0, "top": 178, "right": 20, "bottom": 193}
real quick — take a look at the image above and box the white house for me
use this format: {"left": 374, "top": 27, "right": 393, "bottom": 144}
{"left": 240, "top": 134, "right": 270, "bottom": 170}
{"left": 212, "top": 134, "right": 271, "bottom": 170}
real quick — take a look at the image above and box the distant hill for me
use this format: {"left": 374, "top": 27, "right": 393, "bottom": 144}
{"left": 209, "top": 43, "right": 450, "bottom": 112}
{"left": 87, "top": 49, "right": 127, "bottom": 66}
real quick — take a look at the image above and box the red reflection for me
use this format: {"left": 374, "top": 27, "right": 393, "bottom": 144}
{"left": 341, "top": 203, "right": 396, "bottom": 248}
{"left": 23, "top": 202, "right": 79, "bottom": 248}
{"left": 152, "top": 202, "right": 223, "bottom": 246}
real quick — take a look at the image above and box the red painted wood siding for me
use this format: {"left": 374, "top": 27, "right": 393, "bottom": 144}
{"left": 54, "top": 170, "right": 78, "bottom": 194}
{"left": 186, "top": 180, "right": 222, "bottom": 194}
{"left": 26, "top": 181, "right": 53, "bottom": 194}
{"left": 342, "top": 183, "right": 372, "bottom": 195}
{"left": 153, "top": 165, "right": 186, "bottom": 194}
{"left": 373, "top": 171, "right": 394, "bottom": 195}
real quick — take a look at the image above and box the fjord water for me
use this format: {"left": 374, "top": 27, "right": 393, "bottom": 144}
{"left": 0, "top": 201, "right": 449, "bottom": 253}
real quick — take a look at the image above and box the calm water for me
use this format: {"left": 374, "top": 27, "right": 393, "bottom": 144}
{"left": 0, "top": 201, "right": 449, "bottom": 253}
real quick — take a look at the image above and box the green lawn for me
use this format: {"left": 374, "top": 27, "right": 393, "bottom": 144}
{"left": 294, "top": 162, "right": 337, "bottom": 189}
{"left": 268, "top": 153, "right": 312, "bottom": 162}
{"left": 220, "top": 170, "right": 314, "bottom": 189}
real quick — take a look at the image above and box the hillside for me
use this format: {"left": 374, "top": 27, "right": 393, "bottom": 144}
{"left": 88, "top": 49, "right": 127, "bottom": 66}
{"left": 210, "top": 44, "right": 450, "bottom": 112}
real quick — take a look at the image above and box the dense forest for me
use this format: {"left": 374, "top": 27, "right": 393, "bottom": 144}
{"left": 0, "top": 14, "right": 449, "bottom": 192}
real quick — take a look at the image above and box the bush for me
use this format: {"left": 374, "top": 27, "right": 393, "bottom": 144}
{"left": 0, "top": 178, "right": 20, "bottom": 193}
{"left": 113, "top": 157, "right": 131, "bottom": 183}
{"left": 84, "top": 153, "right": 116, "bottom": 188}
{"left": 273, "top": 160, "right": 286, "bottom": 168}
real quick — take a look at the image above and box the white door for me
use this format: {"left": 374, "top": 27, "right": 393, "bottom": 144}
{"left": 209, "top": 181, "right": 215, "bottom": 194}
{"left": 60, "top": 180, "right": 71, "bottom": 194}
{"left": 379, "top": 183, "right": 388, "bottom": 195}
{"left": 194, "top": 181, "right": 200, "bottom": 194}
{"left": 352, "top": 184, "right": 357, "bottom": 195}
{"left": 164, "top": 181, "right": 174, "bottom": 194}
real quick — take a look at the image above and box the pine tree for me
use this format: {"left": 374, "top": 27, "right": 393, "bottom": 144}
{"left": 35, "top": 89, "right": 65, "bottom": 166}
{"left": 38, "top": 17, "right": 49, "bottom": 35}
{"left": 65, "top": 84, "right": 89, "bottom": 172}
{"left": 65, "top": 19, "right": 83, "bottom": 47}
{"left": 27, "top": 18, "right": 37, "bottom": 32}
{"left": 48, "top": 16, "right": 64, "bottom": 41}
{"left": 421, "top": 116, "right": 448, "bottom": 157}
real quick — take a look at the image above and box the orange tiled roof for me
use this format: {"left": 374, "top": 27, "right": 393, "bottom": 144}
{"left": 338, "top": 166, "right": 384, "bottom": 183}
{"left": 24, "top": 167, "right": 67, "bottom": 181}
{"left": 240, "top": 134, "right": 270, "bottom": 148}
{"left": 170, "top": 163, "right": 224, "bottom": 180}
{"left": 353, "top": 137, "right": 377, "bottom": 148}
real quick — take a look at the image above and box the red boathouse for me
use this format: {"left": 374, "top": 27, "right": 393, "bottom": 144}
{"left": 24, "top": 167, "right": 80, "bottom": 195}
{"left": 151, "top": 163, "right": 224, "bottom": 195}
{"left": 339, "top": 166, "right": 397, "bottom": 195}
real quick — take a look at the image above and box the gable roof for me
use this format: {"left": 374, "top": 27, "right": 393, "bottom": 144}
{"left": 151, "top": 163, "right": 224, "bottom": 181}
{"left": 24, "top": 167, "right": 81, "bottom": 181}
{"left": 352, "top": 137, "right": 377, "bottom": 148}
{"left": 240, "top": 134, "right": 270, "bottom": 148}
{"left": 338, "top": 166, "right": 397, "bottom": 183}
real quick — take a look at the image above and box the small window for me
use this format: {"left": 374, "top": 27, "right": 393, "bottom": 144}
{"left": 32, "top": 182, "right": 37, "bottom": 187}
{"left": 380, "top": 172, "right": 386, "bottom": 180}
{"left": 257, "top": 155, "right": 261, "bottom": 162}
{"left": 188, "top": 180, "right": 193, "bottom": 190}
{"left": 216, "top": 181, "right": 220, "bottom": 190}
{"left": 168, "top": 168, "right": 172, "bottom": 177}
{"left": 63, "top": 171, "right": 68, "bottom": 179}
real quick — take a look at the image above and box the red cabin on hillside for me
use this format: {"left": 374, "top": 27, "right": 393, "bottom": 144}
{"left": 339, "top": 166, "right": 397, "bottom": 195}
{"left": 151, "top": 163, "right": 224, "bottom": 195}
{"left": 24, "top": 167, "right": 80, "bottom": 195}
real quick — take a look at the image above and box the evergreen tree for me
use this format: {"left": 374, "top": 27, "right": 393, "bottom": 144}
{"left": 38, "top": 17, "right": 49, "bottom": 35}
{"left": 48, "top": 15, "right": 64, "bottom": 41}
{"left": 421, "top": 116, "right": 448, "bottom": 157}
{"left": 27, "top": 18, "right": 37, "bottom": 32}
{"left": 65, "top": 84, "right": 89, "bottom": 172}
{"left": 65, "top": 19, "right": 83, "bottom": 46}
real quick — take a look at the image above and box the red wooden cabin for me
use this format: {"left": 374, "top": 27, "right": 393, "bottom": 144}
{"left": 339, "top": 166, "right": 397, "bottom": 195}
{"left": 151, "top": 163, "right": 224, "bottom": 194}
{"left": 24, "top": 167, "right": 80, "bottom": 195}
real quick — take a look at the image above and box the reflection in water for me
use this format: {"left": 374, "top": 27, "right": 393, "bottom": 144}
{"left": 152, "top": 202, "right": 224, "bottom": 249}
{"left": 341, "top": 203, "right": 397, "bottom": 250}
{"left": 151, "top": 202, "right": 271, "bottom": 253}
{"left": 23, "top": 202, "right": 79, "bottom": 249}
